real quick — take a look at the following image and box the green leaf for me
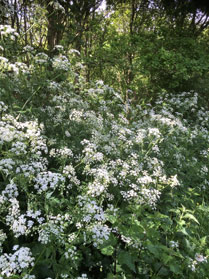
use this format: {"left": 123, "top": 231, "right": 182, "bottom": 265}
{"left": 177, "top": 227, "right": 189, "bottom": 236}
{"left": 106, "top": 273, "right": 115, "bottom": 279}
{"left": 162, "top": 254, "right": 173, "bottom": 264}
{"left": 184, "top": 238, "right": 195, "bottom": 252}
{"left": 118, "top": 251, "right": 136, "bottom": 273}
{"left": 169, "top": 263, "right": 181, "bottom": 274}
{"left": 107, "top": 214, "right": 117, "bottom": 224}
{"left": 46, "top": 192, "right": 54, "bottom": 199}
{"left": 147, "top": 244, "right": 161, "bottom": 258}
{"left": 200, "top": 236, "right": 207, "bottom": 247}
{"left": 31, "top": 243, "right": 45, "bottom": 257}
{"left": 101, "top": 245, "right": 114, "bottom": 256}
{"left": 183, "top": 213, "right": 199, "bottom": 224}
{"left": 157, "top": 266, "right": 169, "bottom": 276}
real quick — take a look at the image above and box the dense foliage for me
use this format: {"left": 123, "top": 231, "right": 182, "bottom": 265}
{"left": 0, "top": 1, "right": 209, "bottom": 279}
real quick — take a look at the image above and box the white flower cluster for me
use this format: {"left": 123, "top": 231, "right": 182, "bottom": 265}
{"left": 188, "top": 254, "right": 208, "bottom": 272}
{"left": 22, "top": 275, "right": 36, "bottom": 279}
{"left": 78, "top": 198, "right": 106, "bottom": 224}
{"left": 140, "top": 188, "right": 161, "bottom": 209}
{"left": 0, "top": 114, "right": 47, "bottom": 155}
{"left": 1, "top": 181, "right": 18, "bottom": 199}
{"left": 49, "top": 147, "right": 73, "bottom": 158}
{"left": 86, "top": 167, "right": 110, "bottom": 197}
{"left": 63, "top": 164, "right": 80, "bottom": 188}
{"left": 0, "top": 101, "right": 8, "bottom": 112}
{"left": 0, "top": 56, "right": 28, "bottom": 74}
{"left": 23, "top": 45, "right": 34, "bottom": 52}
{"left": 0, "top": 25, "right": 18, "bottom": 38}
{"left": 69, "top": 109, "right": 84, "bottom": 122}
{"left": 77, "top": 274, "right": 88, "bottom": 279}
{"left": 119, "top": 232, "right": 142, "bottom": 249}
{"left": 10, "top": 141, "right": 27, "bottom": 155}
{"left": 16, "top": 159, "right": 47, "bottom": 177}
{"left": 0, "top": 158, "right": 15, "bottom": 175}
{"left": 38, "top": 218, "right": 64, "bottom": 244}
{"left": 47, "top": 80, "right": 61, "bottom": 92}
{"left": 0, "top": 56, "right": 9, "bottom": 70}
{"left": 135, "top": 128, "right": 146, "bottom": 143}
{"left": 34, "top": 52, "right": 49, "bottom": 65}
{"left": 23, "top": 121, "right": 48, "bottom": 155}
{"left": 0, "top": 246, "right": 34, "bottom": 277}
{"left": 52, "top": 55, "right": 70, "bottom": 71}
{"left": 64, "top": 246, "right": 77, "bottom": 260}
{"left": 54, "top": 45, "right": 64, "bottom": 51}
{"left": 169, "top": 175, "right": 180, "bottom": 188}
{"left": 0, "top": 230, "right": 7, "bottom": 253}
{"left": 34, "top": 171, "right": 65, "bottom": 193}
{"left": 6, "top": 199, "right": 44, "bottom": 237}
{"left": 0, "top": 117, "right": 22, "bottom": 144}
{"left": 91, "top": 223, "right": 111, "bottom": 246}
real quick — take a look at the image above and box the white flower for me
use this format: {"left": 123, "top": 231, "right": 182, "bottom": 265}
{"left": 169, "top": 241, "right": 179, "bottom": 248}
{"left": 170, "top": 175, "right": 180, "bottom": 188}
{"left": 12, "top": 245, "right": 19, "bottom": 251}
{"left": 65, "top": 130, "right": 71, "bottom": 137}
{"left": 195, "top": 253, "right": 207, "bottom": 263}
{"left": 23, "top": 275, "right": 36, "bottom": 279}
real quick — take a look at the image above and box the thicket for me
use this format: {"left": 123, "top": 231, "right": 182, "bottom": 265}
{"left": 0, "top": 1, "right": 209, "bottom": 279}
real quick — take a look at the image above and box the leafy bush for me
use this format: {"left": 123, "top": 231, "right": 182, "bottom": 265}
{"left": 0, "top": 31, "right": 209, "bottom": 278}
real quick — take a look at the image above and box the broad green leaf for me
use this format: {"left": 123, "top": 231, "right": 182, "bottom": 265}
{"left": 162, "top": 254, "right": 173, "bottom": 264}
{"left": 118, "top": 251, "right": 136, "bottom": 273}
{"left": 147, "top": 244, "right": 161, "bottom": 258}
{"left": 107, "top": 214, "right": 117, "bottom": 224}
{"left": 169, "top": 263, "right": 181, "bottom": 274}
{"left": 101, "top": 245, "right": 114, "bottom": 256}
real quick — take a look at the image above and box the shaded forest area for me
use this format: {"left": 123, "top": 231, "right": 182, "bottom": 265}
{"left": 1, "top": 0, "right": 209, "bottom": 101}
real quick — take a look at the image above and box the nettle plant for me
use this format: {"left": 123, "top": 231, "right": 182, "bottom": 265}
{"left": 0, "top": 40, "right": 209, "bottom": 278}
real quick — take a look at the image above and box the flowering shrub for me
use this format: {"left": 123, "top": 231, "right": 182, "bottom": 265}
{"left": 0, "top": 38, "right": 209, "bottom": 278}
